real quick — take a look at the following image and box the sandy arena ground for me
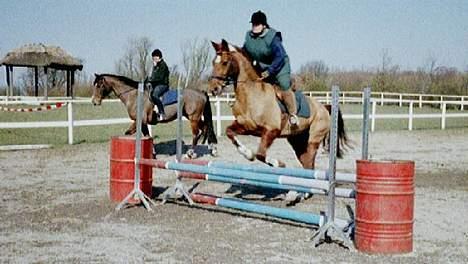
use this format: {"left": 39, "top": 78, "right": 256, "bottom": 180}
{"left": 1, "top": 128, "right": 467, "bottom": 263}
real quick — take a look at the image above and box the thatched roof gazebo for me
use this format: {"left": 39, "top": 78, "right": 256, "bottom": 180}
{"left": 1, "top": 43, "right": 83, "bottom": 99}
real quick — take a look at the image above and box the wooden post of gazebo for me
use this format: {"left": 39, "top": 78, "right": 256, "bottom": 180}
{"left": 34, "top": 66, "right": 39, "bottom": 97}
{"left": 44, "top": 67, "right": 48, "bottom": 100}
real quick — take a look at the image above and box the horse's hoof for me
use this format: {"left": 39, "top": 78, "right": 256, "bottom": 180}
{"left": 265, "top": 157, "right": 285, "bottom": 168}
{"left": 238, "top": 145, "right": 254, "bottom": 161}
{"left": 186, "top": 149, "right": 197, "bottom": 159}
{"left": 285, "top": 191, "right": 303, "bottom": 206}
{"left": 209, "top": 144, "right": 218, "bottom": 157}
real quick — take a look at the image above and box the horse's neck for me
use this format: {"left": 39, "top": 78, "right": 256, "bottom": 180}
{"left": 232, "top": 53, "right": 268, "bottom": 102}
{"left": 108, "top": 78, "right": 133, "bottom": 104}
{"left": 233, "top": 53, "right": 258, "bottom": 83}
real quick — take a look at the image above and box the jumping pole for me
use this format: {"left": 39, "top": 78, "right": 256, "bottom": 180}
{"left": 361, "top": 87, "right": 371, "bottom": 160}
{"left": 312, "top": 85, "right": 354, "bottom": 249}
{"left": 162, "top": 64, "right": 194, "bottom": 204}
{"left": 115, "top": 82, "right": 156, "bottom": 211}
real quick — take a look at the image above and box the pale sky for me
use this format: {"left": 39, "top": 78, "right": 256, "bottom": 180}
{"left": 1, "top": 0, "right": 467, "bottom": 83}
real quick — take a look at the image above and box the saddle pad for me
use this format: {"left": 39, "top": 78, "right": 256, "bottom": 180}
{"left": 162, "top": 89, "right": 178, "bottom": 106}
{"left": 277, "top": 90, "right": 311, "bottom": 118}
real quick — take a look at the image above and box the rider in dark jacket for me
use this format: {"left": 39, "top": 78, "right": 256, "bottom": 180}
{"left": 243, "top": 10, "right": 298, "bottom": 125}
{"left": 148, "top": 49, "right": 169, "bottom": 121}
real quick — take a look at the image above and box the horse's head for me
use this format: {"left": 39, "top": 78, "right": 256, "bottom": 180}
{"left": 209, "top": 39, "right": 239, "bottom": 96}
{"left": 92, "top": 73, "right": 113, "bottom": 105}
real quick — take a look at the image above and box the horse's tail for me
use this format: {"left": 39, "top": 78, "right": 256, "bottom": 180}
{"left": 324, "top": 104, "right": 350, "bottom": 158}
{"left": 201, "top": 92, "right": 218, "bottom": 145}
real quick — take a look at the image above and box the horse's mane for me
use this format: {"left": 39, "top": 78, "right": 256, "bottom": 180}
{"left": 231, "top": 45, "right": 262, "bottom": 76}
{"left": 100, "top": 74, "right": 139, "bottom": 88}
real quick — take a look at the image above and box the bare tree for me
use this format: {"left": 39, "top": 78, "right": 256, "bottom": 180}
{"left": 115, "top": 36, "right": 153, "bottom": 81}
{"left": 181, "top": 38, "right": 212, "bottom": 89}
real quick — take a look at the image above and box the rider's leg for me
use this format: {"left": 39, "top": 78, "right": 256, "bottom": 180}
{"left": 151, "top": 84, "right": 169, "bottom": 119}
{"left": 277, "top": 74, "right": 298, "bottom": 125}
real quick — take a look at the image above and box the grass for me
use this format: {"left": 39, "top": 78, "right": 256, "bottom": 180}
{"left": 0, "top": 100, "right": 466, "bottom": 146}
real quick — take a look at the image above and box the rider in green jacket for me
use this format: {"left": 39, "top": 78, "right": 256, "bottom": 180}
{"left": 243, "top": 10, "right": 298, "bottom": 125}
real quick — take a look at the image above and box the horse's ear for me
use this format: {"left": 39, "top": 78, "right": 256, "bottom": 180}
{"left": 221, "top": 39, "right": 229, "bottom": 51}
{"left": 94, "top": 73, "right": 99, "bottom": 78}
{"left": 211, "top": 41, "right": 221, "bottom": 51}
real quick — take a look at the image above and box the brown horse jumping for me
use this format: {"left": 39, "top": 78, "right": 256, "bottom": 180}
{"left": 92, "top": 73, "right": 218, "bottom": 158}
{"left": 209, "top": 40, "right": 348, "bottom": 169}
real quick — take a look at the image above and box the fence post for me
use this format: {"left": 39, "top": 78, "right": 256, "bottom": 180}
{"left": 440, "top": 96, "right": 444, "bottom": 110}
{"left": 380, "top": 93, "right": 384, "bottom": 106}
{"left": 326, "top": 92, "right": 330, "bottom": 104}
{"left": 461, "top": 96, "right": 464, "bottom": 111}
{"left": 419, "top": 95, "right": 422, "bottom": 108}
{"left": 408, "top": 101, "right": 413, "bottom": 131}
{"left": 441, "top": 103, "right": 446, "bottom": 130}
{"left": 399, "top": 94, "right": 403, "bottom": 107}
{"left": 342, "top": 91, "right": 345, "bottom": 104}
{"left": 371, "top": 100, "right": 376, "bottom": 132}
{"left": 67, "top": 101, "right": 74, "bottom": 145}
{"left": 216, "top": 96, "right": 222, "bottom": 136}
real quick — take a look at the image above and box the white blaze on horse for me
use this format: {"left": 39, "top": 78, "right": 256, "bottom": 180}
{"left": 208, "top": 40, "right": 349, "bottom": 169}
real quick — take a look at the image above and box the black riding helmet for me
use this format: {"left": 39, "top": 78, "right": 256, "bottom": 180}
{"left": 151, "top": 49, "right": 162, "bottom": 58}
{"left": 250, "top": 10, "right": 269, "bottom": 27}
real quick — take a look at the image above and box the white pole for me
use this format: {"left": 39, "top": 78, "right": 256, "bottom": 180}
{"left": 408, "top": 101, "right": 413, "bottom": 131}
{"left": 67, "top": 102, "right": 73, "bottom": 145}
{"left": 371, "top": 100, "right": 377, "bottom": 132}
{"left": 419, "top": 95, "right": 422, "bottom": 108}
{"left": 440, "top": 96, "right": 444, "bottom": 109}
{"left": 441, "top": 103, "right": 446, "bottom": 130}
{"left": 216, "top": 96, "right": 222, "bottom": 136}
{"left": 380, "top": 93, "right": 384, "bottom": 106}
{"left": 461, "top": 96, "right": 464, "bottom": 111}
{"left": 399, "top": 94, "right": 403, "bottom": 107}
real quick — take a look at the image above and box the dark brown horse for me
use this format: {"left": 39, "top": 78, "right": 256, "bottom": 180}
{"left": 209, "top": 40, "right": 348, "bottom": 169}
{"left": 92, "top": 73, "right": 218, "bottom": 158}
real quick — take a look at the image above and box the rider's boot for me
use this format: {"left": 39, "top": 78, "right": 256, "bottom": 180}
{"left": 281, "top": 90, "right": 298, "bottom": 126}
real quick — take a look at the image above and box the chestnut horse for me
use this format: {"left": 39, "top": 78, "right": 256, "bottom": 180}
{"left": 209, "top": 40, "right": 348, "bottom": 168}
{"left": 92, "top": 73, "right": 218, "bottom": 158}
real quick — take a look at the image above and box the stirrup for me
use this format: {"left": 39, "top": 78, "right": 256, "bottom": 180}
{"left": 289, "top": 114, "right": 299, "bottom": 125}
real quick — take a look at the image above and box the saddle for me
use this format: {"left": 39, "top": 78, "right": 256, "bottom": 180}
{"left": 150, "top": 89, "right": 178, "bottom": 106}
{"left": 161, "top": 89, "right": 178, "bottom": 106}
{"left": 276, "top": 90, "right": 311, "bottom": 119}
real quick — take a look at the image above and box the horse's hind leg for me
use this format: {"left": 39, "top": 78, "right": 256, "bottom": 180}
{"left": 287, "top": 131, "right": 315, "bottom": 169}
{"left": 256, "top": 128, "right": 284, "bottom": 167}
{"left": 226, "top": 121, "right": 255, "bottom": 161}
{"left": 287, "top": 129, "right": 324, "bottom": 169}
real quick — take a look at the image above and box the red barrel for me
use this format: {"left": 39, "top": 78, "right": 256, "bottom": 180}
{"left": 109, "top": 136, "right": 153, "bottom": 203}
{"left": 355, "top": 159, "right": 415, "bottom": 254}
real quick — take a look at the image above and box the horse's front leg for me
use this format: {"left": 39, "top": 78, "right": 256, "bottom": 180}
{"left": 125, "top": 122, "right": 137, "bottom": 135}
{"left": 141, "top": 124, "right": 150, "bottom": 136}
{"left": 186, "top": 119, "right": 203, "bottom": 159}
{"left": 226, "top": 121, "right": 255, "bottom": 161}
{"left": 256, "top": 128, "right": 284, "bottom": 167}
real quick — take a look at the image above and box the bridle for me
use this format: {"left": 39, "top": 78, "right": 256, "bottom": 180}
{"left": 95, "top": 77, "right": 134, "bottom": 99}
{"left": 209, "top": 75, "right": 237, "bottom": 87}
{"left": 209, "top": 53, "right": 239, "bottom": 87}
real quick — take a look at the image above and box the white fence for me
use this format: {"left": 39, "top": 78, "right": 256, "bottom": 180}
{"left": 1, "top": 91, "right": 467, "bottom": 145}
